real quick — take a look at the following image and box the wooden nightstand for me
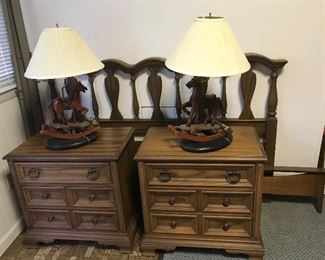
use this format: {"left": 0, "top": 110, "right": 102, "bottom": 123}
{"left": 135, "top": 126, "right": 268, "bottom": 259}
{"left": 4, "top": 127, "right": 139, "bottom": 253}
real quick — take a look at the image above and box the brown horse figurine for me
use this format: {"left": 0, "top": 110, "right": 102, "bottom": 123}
{"left": 46, "top": 78, "right": 88, "bottom": 126}
{"left": 182, "top": 77, "right": 222, "bottom": 126}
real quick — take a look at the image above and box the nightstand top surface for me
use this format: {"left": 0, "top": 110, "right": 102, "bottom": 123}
{"left": 4, "top": 127, "right": 134, "bottom": 162}
{"left": 135, "top": 126, "right": 267, "bottom": 162}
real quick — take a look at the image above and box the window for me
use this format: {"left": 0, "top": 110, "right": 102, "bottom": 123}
{"left": 0, "top": 2, "right": 15, "bottom": 94}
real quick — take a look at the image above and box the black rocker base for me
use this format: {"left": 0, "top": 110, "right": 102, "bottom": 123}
{"left": 45, "top": 132, "right": 99, "bottom": 150}
{"left": 180, "top": 132, "right": 233, "bottom": 153}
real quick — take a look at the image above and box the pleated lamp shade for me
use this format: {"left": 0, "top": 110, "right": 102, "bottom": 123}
{"left": 165, "top": 16, "right": 250, "bottom": 77}
{"left": 25, "top": 27, "right": 104, "bottom": 79}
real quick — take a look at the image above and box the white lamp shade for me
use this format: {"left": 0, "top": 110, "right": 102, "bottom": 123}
{"left": 25, "top": 27, "right": 104, "bottom": 79}
{"left": 165, "top": 16, "right": 250, "bottom": 77}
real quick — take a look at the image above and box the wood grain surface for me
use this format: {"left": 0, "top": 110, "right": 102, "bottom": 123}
{"left": 135, "top": 126, "right": 267, "bottom": 162}
{"left": 4, "top": 127, "right": 134, "bottom": 161}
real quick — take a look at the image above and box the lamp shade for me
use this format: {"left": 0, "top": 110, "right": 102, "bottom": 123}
{"left": 165, "top": 16, "right": 250, "bottom": 77}
{"left": 25, "top": 27, "right": 104, "bottom": 79}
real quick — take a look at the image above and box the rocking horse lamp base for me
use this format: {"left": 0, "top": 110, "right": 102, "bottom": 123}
{"left": 180, "top": 132, "right": 233, "bottom": 153}
{"left": 45, "top": 131, "right": 99, "bottom": 150}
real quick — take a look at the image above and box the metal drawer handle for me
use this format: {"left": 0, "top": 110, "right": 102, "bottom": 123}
{"left": 87, "top": 168, "right": 100, "bottom": 181}
{"left": 92, "top": 216, "right": 99, "bottom": 225}
{"left": 222, "top": 222, "right": 230, "bottom": 231}
{"left": 226, "top": 170, "right": 241, "bottom": 184}
{"left": 42, "top": 193, "right": 50, "bottom": 200}
{"left": 170, "top": 221, "right": 177, "bottom": 229}
{"left": 223, "top": 198, "right": 230, "bottom": 207}
{"left": 89, "top": 193, "right": 96, "bottom": 202}
{"left": 28, "top": 168, "right": 40, "bottom": 179}
{"left": 47, "top": 215, "right": 55, "bottom": 222}
{"left": 158, "top": 170, "right": 171, "bottom": 182}
{"left": 168, "top": 197, "right": 176, "bottom": 206}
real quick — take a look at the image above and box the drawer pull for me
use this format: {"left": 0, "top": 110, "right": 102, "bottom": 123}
{"left": 42, "top": 193, "right": 50, "bottom": 200}
{"left": 170, "top": 221, "right": 177, "bottom": 229}
{"left": 87, "top": 168, "right": 100, "bottom": 181}
{"left": 89, "top": 193, "right": 96, "bottom": 202}
{"left": 226, "top": 170, "right": 241, "bottom": 184}
{"left": 92, "top": 216, "right": 99, "bottom": 225}
{"left": 47, "top": 215, "right": 55, "bottom": 222}
{"left": 158, "top": 170, "right": 171, "bottom": 182}
{"left": 168, "top": 197, "right": 176, "bottom": 206}
{"left": 222, "top": 222, "right": 230, "bottom": 231}
{"left": 27, "top": 168, "right": 40, "bottom": 179}
{"left": 222, "top": 198, "right": 230, "bottom": 207}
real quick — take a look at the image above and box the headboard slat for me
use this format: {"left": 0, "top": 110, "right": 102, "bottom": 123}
{"left": 48, "top": 79, "right": 58, "bottom": 99}
{"left": 175, "top": 73, "right": 182, "bottom": 120}
{"left": 239, "top": 69, "right": 256, "bottom": 119}
{"left": 221, "top": 77, "right": 227, "bottom": 119}
{"left": 104, "top": 70, "right": 123, "bottom": 120}
{"left": 130, "top": 75, "right": 139, "bottom": 119}
{"left": 147, "top": 66, "right": 165, "bottom": 120}
{"left": 88, "top": 73, "right": 99, "bottom": 120}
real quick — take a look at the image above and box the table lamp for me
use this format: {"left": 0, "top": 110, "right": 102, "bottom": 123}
{"left": 25, "top": 26, "right": 104, "bottom": 149}
{"left": 166, "top": 14, "right": 250, "bottom": 152}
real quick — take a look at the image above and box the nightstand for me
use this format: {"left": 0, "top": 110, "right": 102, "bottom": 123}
{"left": 4, "top": 127, "right": 139, "bottom": 253}
{"left": 135, "top": 126, "right": 267, "bottom": 259}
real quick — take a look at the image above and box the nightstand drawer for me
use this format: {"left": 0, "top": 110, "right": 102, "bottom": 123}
{"left": 70, "top": 187, "right": 115, "bottom": 208}
{"left": 15, "top": 163, "right": 111, "bottom": 184}
{"left": 148, "top": 189, "right": 197, "bottom": 212}
{"left": 150, "top": 213, "right": 199, "bottom": 235}
{"left": 201, "top": 191, "right": 253, "bottom": 214}
{"left": 28, "top": 209, "right": 72, "bottom": 229}
{"left": 73, "top": 211, "right": 119, "bottom": 231}
{"left": 202, "top": 215, "right": 252, "bottom": 237}
{"left": 146, "top": 163, "right": 255, "bottom": 188}
{"left": 23, "top": 187, "right": 67, "bottom": 207}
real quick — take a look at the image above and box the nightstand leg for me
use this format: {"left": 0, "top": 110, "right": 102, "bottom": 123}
{"left": 315, "top": 176, "right": 324, "bottom": 213}
{"left": 140, "top": 250, "right": 157, "bottom": 257}
{"left": 226, "top": 249, "right": 264, "bottom": 260}
{"left": 23, "top": 237, "right": 55, "bottom": 248}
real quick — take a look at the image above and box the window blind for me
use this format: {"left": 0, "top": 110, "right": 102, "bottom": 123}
{"left": 0, "top": 2, "right": 15, "bottom": 91}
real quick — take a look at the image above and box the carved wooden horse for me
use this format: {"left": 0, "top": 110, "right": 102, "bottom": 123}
{"left": 182, "top": 77, "right": 222, "bottom": 126}
{"left": 47, "top": 78, "right": 88, "bottom": 125}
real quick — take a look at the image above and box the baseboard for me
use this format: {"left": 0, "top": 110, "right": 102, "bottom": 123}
{"left": 0, "top": 218, "right": 23, "bottom": 256}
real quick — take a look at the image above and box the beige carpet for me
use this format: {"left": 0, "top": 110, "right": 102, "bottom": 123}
{"left": 1, "top": 234, "right": 158, "bottom": 260}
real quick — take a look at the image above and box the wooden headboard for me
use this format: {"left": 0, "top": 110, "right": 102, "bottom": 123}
{"left": 48, "top": 54, "right": 325, "bottom": 213}
{"left": 82, "top": 53, "right": 287, "bottom": 170}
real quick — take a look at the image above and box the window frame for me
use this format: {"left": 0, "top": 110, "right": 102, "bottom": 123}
{"left": 0, "top": 1, "right": 16, "bottom": 95}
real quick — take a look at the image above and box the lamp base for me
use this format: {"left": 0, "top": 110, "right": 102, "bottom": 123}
{"left": 45, "top": 132, "right": 99, "bottom": 150}
{"left": 180, "top": 132, "right": 233, "bottom": 153}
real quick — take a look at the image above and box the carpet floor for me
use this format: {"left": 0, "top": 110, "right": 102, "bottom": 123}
{"left": 163, "top": 197, "right": 325, "bottom": 260}
{"left": 1, "top": 197, "right": 324, "bottom": 260}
